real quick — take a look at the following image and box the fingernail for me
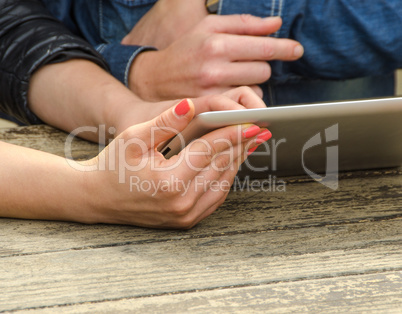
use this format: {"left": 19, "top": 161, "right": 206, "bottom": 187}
{"left": 247, "top": 146, "right": 258, "bottom": 156}
{"left": 243, "top": 125, "right": 261, "bottom": 139}
{"left": 174, "top": 99, "right": 190, "bottom": 117}
{"left": 255, "top": 130, "right": 272, "bottom": 144}
{"left": 294, "top": 45, "right": 304, "bottom": 58}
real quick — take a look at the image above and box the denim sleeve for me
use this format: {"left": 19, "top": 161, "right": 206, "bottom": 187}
{"left": 95, "top": 43, "right": 157, "bottom": 87}
{"left": 220, "top": 0, "right": 402, "bottom": 83}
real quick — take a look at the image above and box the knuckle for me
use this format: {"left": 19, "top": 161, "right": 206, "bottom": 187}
{"left": 202, "top": 36, "right": 225, "bottom": 58}
{"left": 206, "top": 139, "right": 218, "bottom": 158}
{"left": 191, "top": 138, "right": 217, "bottom": 162}
{"left": 260, "top": 63, "right": 272, "bottom": 81}
{"left": 176, "top": 215, "right": 197, "bottom": 230}
{"left": 239, "top": 14, "right": 253, "bottom": 24}
{"left": 261, "top": 42, "right": 275, "bottom": 60}
{"left": 213, "top": 154, "right": 232, "bottom": 171}
{"left": 198, "top": 65, "right": 223, "bottom": 87}
{"left": 154, "top": 113, "right": 178, "bottom": 136}
{"left": 236, "top": 86, "right": 254, "bottom": 94}
{"left": 167, "top": 198, "right": 195, "bottom": 217}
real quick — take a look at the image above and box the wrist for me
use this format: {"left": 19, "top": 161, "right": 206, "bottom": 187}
{"left": 28, "top": 60, "right": 137, "bottom": 142}
{"left": 128, "top": 50, "right": 163, "bottom": 101}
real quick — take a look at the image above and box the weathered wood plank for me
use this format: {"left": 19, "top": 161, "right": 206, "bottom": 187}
{"left": 0, "top": 219, "right": 401, "bottom": 311}
{"left": 0, "top": 174, "right": 400, "bottom": 257}
{"left": 0, "top": 125, "right": 99, "bottom": 160}
{"left": 15, "top": 271, "right": 402, "bottom": 313}
{"left": 1, "top": 125, "right": 401, "bottom": 313}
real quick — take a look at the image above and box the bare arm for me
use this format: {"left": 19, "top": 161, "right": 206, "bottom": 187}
{"left": 0, "top": 100, "right": 271, "bottom": 229}
{"left": 28, "top": 59, "right": 268, "bottom": 143}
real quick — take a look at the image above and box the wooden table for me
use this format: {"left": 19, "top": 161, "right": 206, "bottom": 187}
{"left": 1, "top": 125, "right": 401, "bottom": 313}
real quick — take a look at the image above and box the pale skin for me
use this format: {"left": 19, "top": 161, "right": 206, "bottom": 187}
{"left": 1, "top": 59, "right": 271, "bottom": 228}
{"left": 28, "top": 59, "right": 267, "bottom": 142}
{"left": 121, "top": 0, "right": 304, "bottom": 101}
{"left": 0, "top": 99, "right": 270, "bottom": 229}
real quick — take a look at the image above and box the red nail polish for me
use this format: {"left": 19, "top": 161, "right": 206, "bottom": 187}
{"left": 247, "top": 146, "right": 258, "bottom": 156}
{"left": 243, "top": 125, "right": 261, "bottom": 139}
{"left": 174, "top": 99, "right": 190, "bottom": 116}
{"left": 255, "top": 130, "right": 272, "bottom": 144}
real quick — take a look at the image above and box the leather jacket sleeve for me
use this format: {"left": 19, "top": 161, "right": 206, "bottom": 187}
{"left": 0, "top": 0, "right": 109, "bottom": 125}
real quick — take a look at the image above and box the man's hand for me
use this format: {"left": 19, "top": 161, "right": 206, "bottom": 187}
{"left": 128, "top": 15, "right": 304, "bottom": 101}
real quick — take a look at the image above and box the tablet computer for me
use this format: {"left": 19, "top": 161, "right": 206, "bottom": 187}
{"left": 160, "top": 97, "right": 402, "bottom": 178}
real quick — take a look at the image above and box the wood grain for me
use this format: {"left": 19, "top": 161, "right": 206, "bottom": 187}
{"left": 1, "top": 218, "right": 401, "bottom": 311}
{"left": 0, "top": 124, "right": 401, "bottom": 313}
{"left": 0, "top": 174, "right": 400, "bottom": 257}
{"left": 15, "top": 272, "right": 402, "bottom": 313}
{"left": 0, "top": 125, "right": 99, "bottom": 160}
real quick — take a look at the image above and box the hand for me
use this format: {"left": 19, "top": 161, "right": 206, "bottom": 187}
{"left": 121, "top": 0, "right": 207, "bottom": 49}
{"left": 82, "top": 99, "right": 272, "bottom": 229}
{"left": 0, "top": 99, "right": 271, "bottom": 228}
{"left": 128, "top": 15, "right": 304, "bottom": 101}
{"left": 112, "top": 86, "right": 267, "bottom": 137}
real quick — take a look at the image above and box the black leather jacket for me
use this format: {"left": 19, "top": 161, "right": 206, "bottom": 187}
{"left": 0, "top": 0, "right": 108, "bottom": 125}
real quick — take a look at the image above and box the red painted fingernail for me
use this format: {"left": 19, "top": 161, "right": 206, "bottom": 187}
{"left": 243, "top": 125, "right": 261, "bottom": 139}
{"left": 255, "top": 130, "right": 272, "bottom": 144}
{"left": 247, "top": 146, "right": 258, "bottom": 156}
{"left": 174, "top": 99, "right": 190, "bottom": 116}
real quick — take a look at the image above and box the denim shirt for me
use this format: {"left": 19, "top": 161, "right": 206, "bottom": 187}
{"left": 40, "top": 0, "right": 401, "bottom": 106}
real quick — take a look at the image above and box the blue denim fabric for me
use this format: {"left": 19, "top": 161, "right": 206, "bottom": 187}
{"left": 42, "top": 0, "right": 157, "bottom": 86}
{"left": 219, "top": 0, "right": 400, "bottom": 105}
{"left": 41, "top": 0, "right": 399, "bottom": 106}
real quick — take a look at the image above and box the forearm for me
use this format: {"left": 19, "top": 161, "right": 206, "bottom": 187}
{"left": 28, "top": 59, "right": 144, "bottom": 142}
{"left": 0, "top": 141, "right": 94, "bottom": 223}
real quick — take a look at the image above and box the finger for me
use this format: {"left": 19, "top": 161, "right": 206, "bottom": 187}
{"left": 173, "top": 127, "right": 272, "bottom": 228}
{"left": 175, "top": 125, "right": 268, "bottom": 183}
{"left": 194, "top": 144, "right": 251, "bottom": 224}
{"left": 189, "top": 128, "right": 271, "bottom": 181}
{"left": 216, "top": 62, "right": 272, "bottom": 87}
{"left": 197, "top": 86, "right": 264, "bottom": 104}
{"left": 203, "top": 15, "right": 283, "bottom": 36}
{"left": 129, "top": 99, "right": 196, "bottom": 150}
{"left": 165, "top": 147, "right": 245, "bottom": 229}
{"left": 183, "top": 149, "right": 248, "bottom": 227}
{"left": 191, "top": 94, "right": 254, "bottom": 115}
{"left": 185, "top": 189, "right": 230, "bottom": 228}
{"left": 175, "top": 124, "right": 257, "bottom": 177}
{"left": 219, "top": 35, "right": 303, "bottom": 61}
{"left": 248, "top": 85, "right": 264, "bottom": 99}
{"left": 223, "top": 86, "right": 266, "bottom": 108}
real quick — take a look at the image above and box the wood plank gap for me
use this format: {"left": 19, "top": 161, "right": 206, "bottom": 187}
{"left": 6, "top": 267, "right": 402, "bottom": 313}
{"left": 2, "top": 215, "right": 401, "bottom": 259}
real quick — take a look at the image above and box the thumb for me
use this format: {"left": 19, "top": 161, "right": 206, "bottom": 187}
{"left": 146, "top": 98, "right": 195, "bottom": 149}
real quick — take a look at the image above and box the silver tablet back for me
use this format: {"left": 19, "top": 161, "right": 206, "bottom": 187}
{"left": 162, "top": 97, "right": 402, "bottom": 178}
